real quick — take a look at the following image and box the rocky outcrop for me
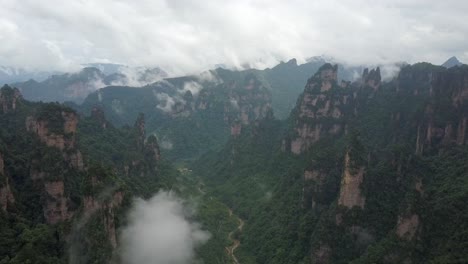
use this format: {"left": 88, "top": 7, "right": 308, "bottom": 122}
{"left": 0, "top": 85, "right": 22, "bottom": 114}
{"left": 361, "top": 67, "right": 381, "bottom": 90}
{"left": 338, "top": 152, "right": 365, "bottom": 209}
{"left": 289, "top": 64, "right": 352, "bottom": 154}
{"left": 0, "top": 152, "right": 3, "bottom": 175}
{"left": 224, "top": 75, "right": 272, "bottom": 137}
{"left": 26, "top": 111, "right": 78, "bottom": 151}
{"left": 83, "top": 191, "right": 124, "bottom": 248}
{"left": 396, "top": 214, "right": 420, "bottom": 240}
{"left": 302, "top": 169, "right": 326, "bottom": 209}
{"left": 312, "top": 244, "right": 331, "bottom": 264}
{"left": 0, "top": 152, "right": 15, "bottom": 212}
{"left": 231, "top": 122, "right": 242, "bottom": 137}
{"left": 43, "top": 181, "right": 73, "bottom": 224}
{"left": 386, "top": 64, "right": 468, "bottom": 154}
{"left": 26, "top": 110, "right": 84, "bottom": 170}
{"left": 0, "top": 178, "right": 14, "bottom": 212}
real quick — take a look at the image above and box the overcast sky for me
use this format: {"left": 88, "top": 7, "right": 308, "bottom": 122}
{"left": 1, "top": 0, "right": 467, "bottom": 74}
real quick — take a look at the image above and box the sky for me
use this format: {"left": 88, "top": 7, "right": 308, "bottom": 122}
{"left": 1, "top": 0, "right": 467, "bottom": 74}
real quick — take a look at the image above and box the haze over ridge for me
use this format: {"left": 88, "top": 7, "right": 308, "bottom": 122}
{"left": 1, "top": 0, "right": 467, "bottom": 75}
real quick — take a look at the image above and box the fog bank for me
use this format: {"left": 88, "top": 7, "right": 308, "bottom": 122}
{"left": 120, "top": 191, "right": 210, "bottom": 264}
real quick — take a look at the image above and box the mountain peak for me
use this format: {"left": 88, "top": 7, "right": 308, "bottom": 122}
{"left": 442, "top": 56, "right": 463, "bottom": 68}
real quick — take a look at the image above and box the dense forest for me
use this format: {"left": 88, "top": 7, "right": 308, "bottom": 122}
{"left": 1, "top": 60, "right": 468, "bottom": 263}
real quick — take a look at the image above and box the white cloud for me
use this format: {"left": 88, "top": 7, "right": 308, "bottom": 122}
{"left": 155, "top": 92, "right": 177, "bottom": 112}
{"left": 182, "top": 81, "right": 202, "bottom": 96}
{"left": 0, "top": 0, "right": 467, "bottom": 74}
{"left": 119, "top": 191, "right": 210, "bottom": 264}
{"left": 197, "top": 70, "right": 222, "bottom": 84}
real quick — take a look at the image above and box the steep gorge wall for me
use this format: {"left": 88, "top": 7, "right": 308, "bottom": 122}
{"left": 0, "top": 152, "right": 15, "bottom": 212}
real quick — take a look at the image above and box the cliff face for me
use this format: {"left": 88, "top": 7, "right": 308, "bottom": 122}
{"left": 0, "top": 86, "right": 164, "bottom": 262}
{"left": 226, "top": 74, "right": 272, "bottom": 137}
{"left": 288, "top": 64, "right": 357, "bottom": 154}
{"left": 361, "top": 67, "right": 382, "bottom": 91}
{"left": 43, "top": 181, "right": 73, "bottom": 224}
{"left": 26, "top": 110, "right": 78, "bottom": 151}
{"left": 337, "top": 152, "right": 365, "bottom": 209}
{"left": 83, "top": 175, "right": 125, "bottom": 249}
{"left": 0, "top": 152, "right": 15, "bottom": 212}
{"left": 413, "top": 66, "right": 468, "bottom": 154}
{"left": 26, "top": 108, "right": 84, "bottom": 171}
{"left": 0, "top": 85, "right": 22, "bottom": 114}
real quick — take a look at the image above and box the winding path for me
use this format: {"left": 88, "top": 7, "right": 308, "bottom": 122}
{"left": 225, "top": 209, "right": 244, "bottom": 264}
{"left": 195, "top": 179, "right": 244, "bottom": 264}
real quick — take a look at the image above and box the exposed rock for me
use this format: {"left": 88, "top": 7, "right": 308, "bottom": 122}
{"left": 26, "top": 111, "right": 78, "bottom": 151}
{"left": 231, "top": 122, "right": 242, "bottom": 137}
{"left": 223, "top": 75, "right": 272, "bottom": 138}
{"left": 312, "top": 244, "right": 331, "bottom": 264}
{"left": 396, "top": 214, "right": 420, "bottom": 240}
{"left": 0, "top": 152, "right": 3, "bottom": 175}
{"left": 0, "top": 153, "right": 15, "bottom": 212}
{"left": 83, "top": 191, "right": 124, "bottom": 248}
{"left": 0, "top": 178, "right": 15, "bottom": 212}
{"left": 338, "top": 152, "right": 365, "bottom": 209}
{"left": 0, "top": 85, "right": 22, "bottom": 114}
{"left": 361, "top": 67, "right": 381, "bottom": 90}
{"left": 409, "top": 67, "right": 468, "bottom": 153}
{"left": 302, "top": 169, "right": 326, "bottom": 209}
{"left": 44, "top": 181, "right": 73, "bottom": 224}
{"left": 68, "top": 151, "right": 85, "bottom": 170}
{"left": 289, "top": 64, "right": 351, "bottom": 154}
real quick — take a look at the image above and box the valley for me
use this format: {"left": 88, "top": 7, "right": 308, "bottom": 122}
{"left": 1, "top": 59, "right": 468, "bottom": 264}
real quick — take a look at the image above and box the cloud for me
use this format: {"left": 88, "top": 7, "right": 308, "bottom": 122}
{"left": 197, "top": 70, "right": 223, "bottom": 84}
{"left": 68, "top": 187, "right": 118, "bottom": 264}
{"left": 119, "top": 191, "right": 210, "bottom": 264}
{"left": 182, "top": 81, "right": 202, "bottom": 96}
{"left": 111, "top": 66, "right": 167, "bottom": 87}
{"left": 154, "top": 92, "right": 177, "bottom": 112}
{"left": 0, "top": 1, "right": 467, "bottom": 74}
{"left": 159, "top": 138, "right": 174, "bottom": 150}
{"left": 229, "top": 99, "right": 239, "bottom": 110}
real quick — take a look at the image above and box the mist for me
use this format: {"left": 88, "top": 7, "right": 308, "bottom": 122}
{"left": 119, "top": 191, "right": 210, "bottom": 264}
{"left": 2, "top": 1, "right": 467, "bottom": 74}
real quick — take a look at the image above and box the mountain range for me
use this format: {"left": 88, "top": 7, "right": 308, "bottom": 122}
{"left": 0, "top": 57, "right": 467, "bottom": 263}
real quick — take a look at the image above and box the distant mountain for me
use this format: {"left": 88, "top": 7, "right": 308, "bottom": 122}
{"left": 442, "top": 56, "right": 463, "bottom": 68}
{"left": 83, "top": 63, "right": 126, "bottom": 75}
{"left": 84, "top": 63, "right": 168, "bottom": 81}
{"left": 0, "top": 66, "right": 59, "bottom": 84}
{"left": 12, "top": 65, "right": 168, "bottom": 103}
{"left": 12, "top": 67, "right": 108, "bottom": 103}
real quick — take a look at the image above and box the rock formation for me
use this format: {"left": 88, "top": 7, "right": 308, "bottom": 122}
{"left": 0, "top": 85, "right": 22, "bottom": 114}
{"left": 337, "top": 152, "right": 366, "bottom": 209}
{"left": 289, "top": 64, "right": 352, "bottom": 154}
{"left": 0, "top": 152, "right": 15, "bottom": 212}
{"left": 43, "top": 181, "right": 73, "bottom": 224}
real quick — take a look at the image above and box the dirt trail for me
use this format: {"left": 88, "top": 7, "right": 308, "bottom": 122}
{"left": 226, "top": 209, "right": 244, "bottom": 264}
